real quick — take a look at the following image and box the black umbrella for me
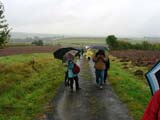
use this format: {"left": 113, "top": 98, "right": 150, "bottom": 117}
{"left": 89, "top": 45, "right": 109, "bottom": 50}
{"left": 53, "top": 47, "right": 78, "bottom": 60}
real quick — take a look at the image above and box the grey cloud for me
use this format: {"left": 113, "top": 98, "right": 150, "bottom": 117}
{"left": 2, "top": 0, "right": 160, "bottom": 37}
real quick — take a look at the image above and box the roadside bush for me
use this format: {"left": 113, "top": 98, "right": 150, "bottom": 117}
{"left": 32, "top": 40, "right": 44, "bottom": 46}
{"left": 117, "top": 41, "right": 133, "bottom": 50}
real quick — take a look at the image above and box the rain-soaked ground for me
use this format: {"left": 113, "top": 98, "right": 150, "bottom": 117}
{"left": 38, "top": 58, "right": 133, "bottom": 120}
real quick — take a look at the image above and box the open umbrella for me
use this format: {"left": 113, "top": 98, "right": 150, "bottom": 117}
{"left": 146, "top": 60, "right": 160, "bottom": 95}
{"left": 63, "top": 50, "right": 79, "bottom": 62}
{"left": 53, "top": 47, "right": 78, "bottom": 60}
{"left": 89, "top": 45, "right": 109, "bottom": 50}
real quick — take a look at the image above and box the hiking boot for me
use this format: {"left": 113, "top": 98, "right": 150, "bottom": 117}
{"left": 70, "top": 89, "right": 73, "bottom": 92}
{"left": 76, "top": 87, "right": 81, "bottom": 91}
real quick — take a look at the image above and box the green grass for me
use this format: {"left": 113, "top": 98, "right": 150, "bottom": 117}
{"left": 53, "top": 38, "right": 106, "bottom": 47}
{"left": 0, "top": 53, "right": 65, "bottom": 120}
{"left": 0, "top": 53, "right": 52, "bottom": 64}
{"left": 108, "top": 56, "right": 151, "bottom": 120}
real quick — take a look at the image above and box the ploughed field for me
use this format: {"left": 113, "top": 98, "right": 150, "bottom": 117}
{"left": 110, "top": 50, "right": 160, "bottom": 67}
{"left": 0, "top": 46, "right": 59, "bottom": 56}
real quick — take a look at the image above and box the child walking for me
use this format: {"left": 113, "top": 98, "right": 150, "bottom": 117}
{"left": 68, "top": 60, "right": 81, "bottom": 92}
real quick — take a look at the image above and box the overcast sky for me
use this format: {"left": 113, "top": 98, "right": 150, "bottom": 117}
{"left": 2, "top": 0, "right": 160, "bottom": 37}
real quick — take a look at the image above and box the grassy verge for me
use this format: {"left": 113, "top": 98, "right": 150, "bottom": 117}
{"left": 0, "top": 53, "right": 64, "bottom": 120}
{"left": 108, "top": 56, "right": 151, "bottom": 120}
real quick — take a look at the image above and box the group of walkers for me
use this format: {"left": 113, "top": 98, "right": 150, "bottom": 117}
{"left": 62, "top": 48, "right": 160, "bottom": 120}
{"left": 64, "top": 49, "right": 110, "bottom": 92}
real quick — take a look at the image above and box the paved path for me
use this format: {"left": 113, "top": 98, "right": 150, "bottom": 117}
{"left": 43, "top": 58, "right": 133, "bottom": 120}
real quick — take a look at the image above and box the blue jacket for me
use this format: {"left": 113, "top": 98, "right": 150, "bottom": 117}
{"left": 68, "top": 61, "right": 77, "bottom": 78}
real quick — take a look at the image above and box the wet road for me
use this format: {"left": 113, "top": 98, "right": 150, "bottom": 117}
{"left": 44, "top": 58, "right": 133, "bottom": 120}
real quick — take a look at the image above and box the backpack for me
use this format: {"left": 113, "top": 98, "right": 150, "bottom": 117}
{"left": 72, "top": 64, "right": 80, "bottom": 74}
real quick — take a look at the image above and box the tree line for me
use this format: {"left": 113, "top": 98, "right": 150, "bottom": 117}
{"left": 106, "top": 35, "right": 160, "bottom": 50}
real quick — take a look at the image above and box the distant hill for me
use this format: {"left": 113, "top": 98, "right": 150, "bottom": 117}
{"left": 9, "top": 32, "right": 64, "bottom": 44}
{"left": 10, "top": 32, "right": 64, "bottom": 39}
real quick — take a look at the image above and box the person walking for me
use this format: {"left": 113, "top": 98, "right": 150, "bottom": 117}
{"left": 104, "top": 55, "right": 110, "bottom": 83}
{"left": 93, "top": 50, "right": 107, "bottom": 88}
{"left": 67, "top": 60, "right": 81, "bottom": 92}
{"left": 85, "top": 48, "right": 94, "bottom": 61}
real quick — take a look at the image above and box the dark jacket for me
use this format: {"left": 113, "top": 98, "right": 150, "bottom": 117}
{"left": 105, "top": 58, "right": 110, "bottom": 70}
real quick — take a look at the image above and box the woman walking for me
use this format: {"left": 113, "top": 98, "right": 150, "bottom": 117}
{"left": 93, "top": 50, "right": 107, "bottom": 88}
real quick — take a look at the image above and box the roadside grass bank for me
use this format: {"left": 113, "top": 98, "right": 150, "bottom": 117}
{"left": 108, "top": 56, "right": 151, "bottom": 120}
{"left": 0, "top": 53, "right": 64, "bottom": 120}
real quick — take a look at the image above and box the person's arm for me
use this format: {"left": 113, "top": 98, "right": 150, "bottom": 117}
{"left": 98, "top": 55, "right": 106, "bottom": 63}
{"left": 92, "top": 55, "right": 97, "bottom": 62}
{"left": 142, "top": 90, "right": 160, "bottom": 120}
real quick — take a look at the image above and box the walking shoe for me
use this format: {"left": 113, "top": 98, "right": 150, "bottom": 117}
{"left": 70, "top": 89, "right": 73, "bottom": 92}
{"left": 100, "top": 86, "right": 103, "bottom": 89}
{"left": 76, "top": 87, "right": 81, "bottom": 91}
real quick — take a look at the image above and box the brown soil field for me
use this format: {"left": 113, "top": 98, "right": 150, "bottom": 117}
{"left": 0, "top": 46, "right": 59, "bottom": 56}
{"left": 110, "top": 50, "right": 160, "bottom": 67}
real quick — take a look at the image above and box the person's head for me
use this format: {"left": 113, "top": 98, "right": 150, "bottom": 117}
{"left": 99, "top": 49, "right": 105, "bottom": 54}
{"left": 96, "top": 50, "right": 105, "bottom": 56}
